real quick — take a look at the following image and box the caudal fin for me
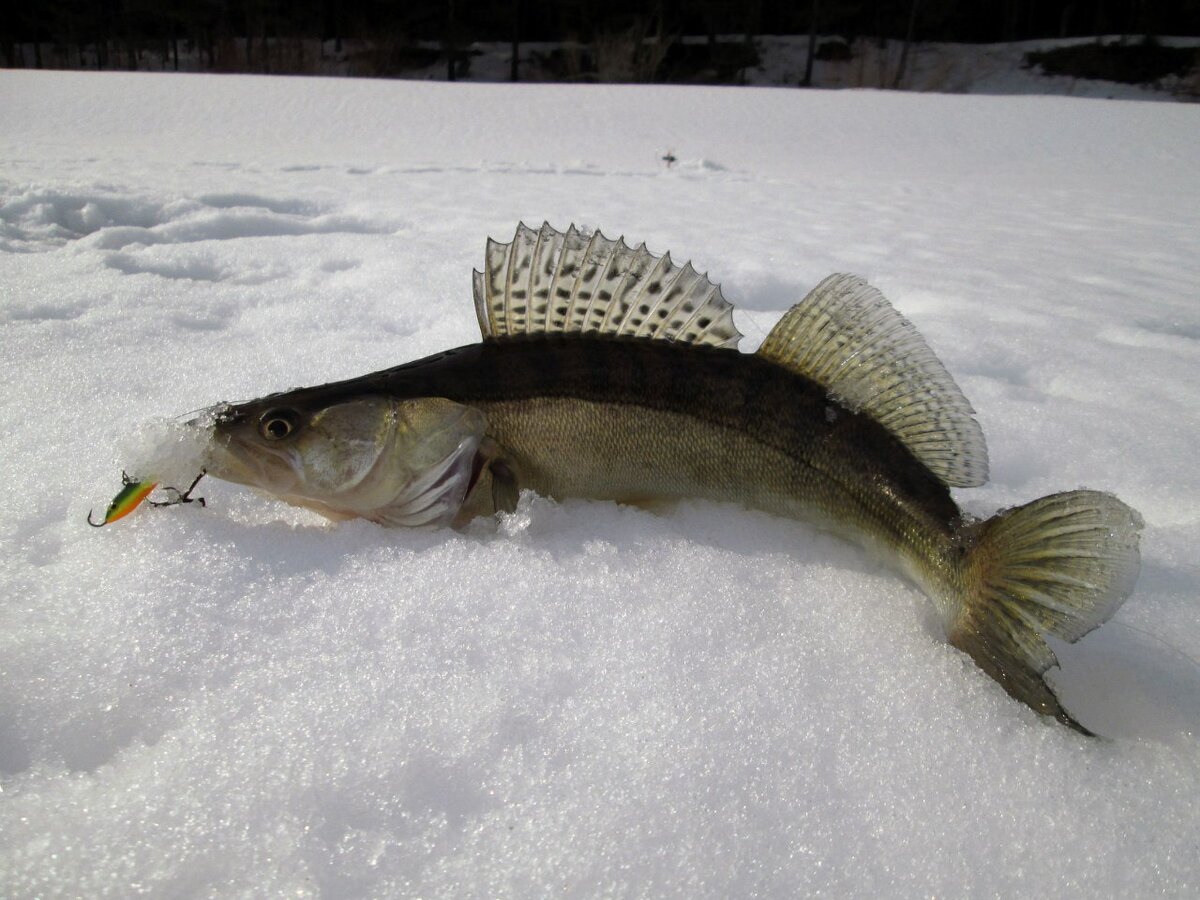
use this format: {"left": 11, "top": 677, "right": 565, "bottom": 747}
{"left": 950, "top": 490, "right": 1143, "bottom": 734}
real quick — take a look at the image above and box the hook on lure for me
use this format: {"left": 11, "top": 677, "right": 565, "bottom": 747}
{"left": 87, "top": 470, "right": 206, "bottom": 527}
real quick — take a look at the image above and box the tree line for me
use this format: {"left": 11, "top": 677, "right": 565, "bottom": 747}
{"left": 5, "top": 1, "right": 1199, "bottom": 78}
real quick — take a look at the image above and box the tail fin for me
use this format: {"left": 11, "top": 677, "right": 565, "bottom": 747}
{"left": 950, "top": 490, "right": 1143, "bottom": 734}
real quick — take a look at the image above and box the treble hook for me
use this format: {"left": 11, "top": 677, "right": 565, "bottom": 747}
{"left": 147, "top": 470, "right": 207, "bottom": 508}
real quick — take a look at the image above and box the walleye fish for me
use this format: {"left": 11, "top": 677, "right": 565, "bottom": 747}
{"left": 160, "top": 223, "right": 1141, "bottom": 733}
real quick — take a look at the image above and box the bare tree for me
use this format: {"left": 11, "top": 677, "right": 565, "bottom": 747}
{"left": 445, "top": 0, "right": 456, "bottom": 81}
{"left": 594, "top": 15, "right": 670, "bottom": 83}
{"left": 803, "top": 0, "right": 819, "bottom": 86}
{"left": 31, "top": 3, "right": 43, "bottom": 68}
{"left": 893, "top": 0, "right": 920, "bottom": 88}
{"left": 510, "top": 0, "right": 521, "bottom": 81}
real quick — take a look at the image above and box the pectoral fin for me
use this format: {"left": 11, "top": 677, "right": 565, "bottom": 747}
{"left": 446, "top": 437, "right": 522, "bottom": 526}
{"left": 489, "top": 458, "right": 520, "bottom": 514}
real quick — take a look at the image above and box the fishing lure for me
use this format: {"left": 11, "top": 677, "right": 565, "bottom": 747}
{"left": 88, "top": 472, "right": 205, "bottom": 527}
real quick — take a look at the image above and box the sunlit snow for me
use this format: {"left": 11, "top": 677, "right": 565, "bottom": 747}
{"left": 2, "top": 71, "right": 1199, "bottom": 896}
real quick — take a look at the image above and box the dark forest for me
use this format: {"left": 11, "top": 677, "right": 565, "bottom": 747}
{"left": 6, "top": 1, "right": 1200, "bottom": 79}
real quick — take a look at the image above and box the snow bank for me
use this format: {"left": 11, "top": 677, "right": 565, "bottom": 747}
{"left": 2, "top": 71, "right": 1199, "bottom": 896}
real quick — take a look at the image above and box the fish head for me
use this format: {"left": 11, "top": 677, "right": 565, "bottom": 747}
{"left": 204, "top": 392, "right": 488, "bottom": 526}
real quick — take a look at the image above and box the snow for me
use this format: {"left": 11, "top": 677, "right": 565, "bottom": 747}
{"left": 2, "top": 70, "right": 1200, "bottom": 896}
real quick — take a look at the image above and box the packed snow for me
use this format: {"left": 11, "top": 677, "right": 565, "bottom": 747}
{"left": 2, "top": 70, "right": 1199, "bottom": 897}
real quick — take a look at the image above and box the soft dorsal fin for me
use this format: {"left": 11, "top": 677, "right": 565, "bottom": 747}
{"left": 473, "top": 222, "right": 742, "bottom": 349}
{"left": 758, "top": 274, "right": 989, "bottom": 488}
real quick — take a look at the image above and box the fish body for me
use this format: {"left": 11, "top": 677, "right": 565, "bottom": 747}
{"left": 193, "top": 223, "right": 1141, "bottom": 733}
{"left": 217, "top": 338, "right": 960, "bottom": 600}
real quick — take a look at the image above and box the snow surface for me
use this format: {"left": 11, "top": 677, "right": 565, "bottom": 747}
{"left": 2, "top": 71, "right": 1200, "bottom": 897}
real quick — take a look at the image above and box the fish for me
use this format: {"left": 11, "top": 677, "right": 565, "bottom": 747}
{"left": 180, "top": 222, "right": 1142, "bottom": 733}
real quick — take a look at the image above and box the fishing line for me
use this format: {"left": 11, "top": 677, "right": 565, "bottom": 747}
{"left": 1109, "top": 620, "right": 1200, "bottom": 673}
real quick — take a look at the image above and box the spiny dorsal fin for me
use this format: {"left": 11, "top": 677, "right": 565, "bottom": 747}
{"left": 758, "top": 274, "right": 988, "bottom": 488}
{"left": 473, "top": 222, "right": 742, "bottom": 349}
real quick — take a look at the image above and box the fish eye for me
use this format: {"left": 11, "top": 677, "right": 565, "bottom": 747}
{"left": 259, "top": 409, "right": 300, "bottom": 441}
